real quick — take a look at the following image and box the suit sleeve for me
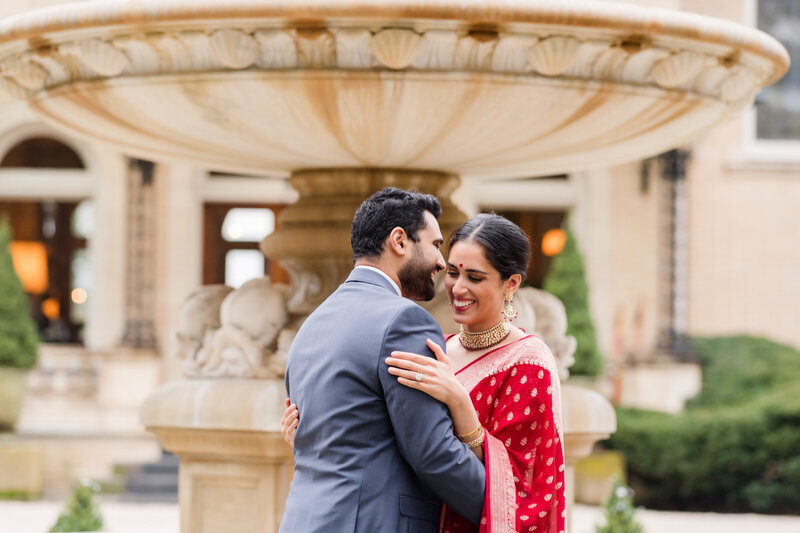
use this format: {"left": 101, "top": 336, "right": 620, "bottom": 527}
{"left": 378, "top": 304, "right": 486, "bottom": 525}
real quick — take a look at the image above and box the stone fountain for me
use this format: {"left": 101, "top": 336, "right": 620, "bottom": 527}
{"left": 0, "top": 1, "right": 788, "bottom": 531}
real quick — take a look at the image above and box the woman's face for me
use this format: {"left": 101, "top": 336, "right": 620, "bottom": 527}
{"left": 445, "top": 240, "right": 511, "bottom": 332}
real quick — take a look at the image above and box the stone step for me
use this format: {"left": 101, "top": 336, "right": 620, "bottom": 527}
{"left": 141, "top": 453, "right": 179, "bottom": 473}
{"left": 117, "top": 490, "right": 178, "bottom": 504}
{"left": 125, "top": 473, "right": 179, "bottom": 493}
{"left": 114, "top": 451, "right": 179, "bottom": 503}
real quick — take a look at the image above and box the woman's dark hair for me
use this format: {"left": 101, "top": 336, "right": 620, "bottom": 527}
{"left": 449, "top": 213, "right": 530, "bottom": 281}
{"left": 351, "top": 187, "right": 442, "bottom": 260}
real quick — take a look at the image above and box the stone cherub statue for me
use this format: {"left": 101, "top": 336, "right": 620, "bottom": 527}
{"left": 175, "top": 277, "right": 294, "bottom": 378}
{"left": 513, "top": 287, "right": 576, "bottom": 380}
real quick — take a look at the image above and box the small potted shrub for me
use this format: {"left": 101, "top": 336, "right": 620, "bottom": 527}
{"left": 0, "top": 218, "right": 39, "bottom": 430}
{"left": 50, "top": 478, "right": 104, "bottom": 532}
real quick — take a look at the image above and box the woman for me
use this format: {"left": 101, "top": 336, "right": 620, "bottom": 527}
{"left": 282, "top": 214, "right": 565, "bottom": 533}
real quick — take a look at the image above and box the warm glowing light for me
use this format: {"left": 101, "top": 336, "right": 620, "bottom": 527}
{"left": 10, "top": 241, "right": 49, "bottom": 294}
{"left": 41, "top": 298, "right": 60, "bottom": 319}
{"left": 541, "top": 228, "right": 567, "bottom": 257}
{"left": 226, "top": 223, "right": 243, "bottom": 240}
{"left": 71, "top": 288, "right": 87, "bottom": 304}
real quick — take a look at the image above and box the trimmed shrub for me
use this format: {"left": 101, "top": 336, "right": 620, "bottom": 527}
{"left": 608, "top": 336, "right": 800, "bottom": 514}
{"left": 0, "top": 219, "right": 39, "bottom": 369}
{"left": 542, "top": 227, "right": 603, "bottom": 376}
{"left": 687, "top": 336, "right": 800, "bottom": 408}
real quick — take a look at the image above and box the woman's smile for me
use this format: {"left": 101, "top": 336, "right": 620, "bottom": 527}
{"left": 452, "top": 298, "right": 475, "bottom": 312}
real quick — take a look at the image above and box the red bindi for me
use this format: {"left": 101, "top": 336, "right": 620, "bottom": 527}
{"left": 459, "top": 263, "right": 463, "bottom": 267}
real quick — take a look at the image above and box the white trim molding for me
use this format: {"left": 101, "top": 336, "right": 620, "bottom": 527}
{"left": 201, "top": 174, "right": 299, "bottom": 204}
{"left": 0, "top": 168, "right": 92, "bottom": 199}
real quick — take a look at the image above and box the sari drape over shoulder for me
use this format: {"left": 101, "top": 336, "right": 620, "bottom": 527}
{"left": 441, "top": 336, "right": 566, "bottom": 533}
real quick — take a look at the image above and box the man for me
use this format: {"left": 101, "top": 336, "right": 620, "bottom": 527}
{"left": 279, "top": 188, "right": 485, "bottom": 533}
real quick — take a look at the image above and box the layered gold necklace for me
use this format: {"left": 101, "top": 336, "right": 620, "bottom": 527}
{"left": 458, "top": 321, "right": 510, "bottom": 351}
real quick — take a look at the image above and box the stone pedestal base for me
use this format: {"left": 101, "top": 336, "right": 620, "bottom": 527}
{"left": 152, "top": 428, "right": 291, "bottom": 533}
{"left": 141, "top": 379, "right": 291, "bottom": 533}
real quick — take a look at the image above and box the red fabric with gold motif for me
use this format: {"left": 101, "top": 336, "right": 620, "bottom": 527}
{"left": 440, "top": 335, "right": 566, "bottom": 533}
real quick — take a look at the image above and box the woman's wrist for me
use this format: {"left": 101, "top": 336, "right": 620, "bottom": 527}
{"left": 447, "top": 383, "right": 472, "bottom": 412}
{"left": 448, "top": 389, "right": 480, "bottom": 435}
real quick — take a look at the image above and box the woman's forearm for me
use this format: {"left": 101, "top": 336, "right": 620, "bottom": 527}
{"left": 449, "top": 389, "right": 485, "bottom": 461}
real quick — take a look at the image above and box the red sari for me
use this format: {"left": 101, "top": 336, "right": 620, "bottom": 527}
{"left": 441, "top": 335, "right": 566, "bottom": 533}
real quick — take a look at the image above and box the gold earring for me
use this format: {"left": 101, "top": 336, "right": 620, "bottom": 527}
{"left": 503, "top": 291, "right": 518, "bottom": 321}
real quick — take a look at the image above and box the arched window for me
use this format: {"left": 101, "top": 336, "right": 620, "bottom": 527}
{"left": 0, "top": 136, "right": 90, "bottom": 344}
{"left": 1, "top": 137, "right": 85, "bottom": 168}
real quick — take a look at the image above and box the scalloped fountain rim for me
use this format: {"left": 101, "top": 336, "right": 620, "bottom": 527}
{"left": 0, "top": 0, "right": 789, "bottom": 85}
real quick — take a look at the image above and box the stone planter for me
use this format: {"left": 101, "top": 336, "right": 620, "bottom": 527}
{"left": 0, "top": 367, "right": 28, "bottom": 431}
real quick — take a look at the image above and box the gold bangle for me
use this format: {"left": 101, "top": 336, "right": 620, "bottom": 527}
{"left": 457, "top": 425, "right": 482, "bottom": 443}
{"left": 465, "top": 430, "right": 485, "bottom": 450}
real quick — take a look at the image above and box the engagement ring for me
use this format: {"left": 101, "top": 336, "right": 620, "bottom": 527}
{"left": 415, "top": 372, "right": 423, "bottom": 382}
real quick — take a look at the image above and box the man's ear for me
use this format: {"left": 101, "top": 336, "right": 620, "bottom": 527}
{"left": 386, "top": 227, "right": 408, "bottom": 256}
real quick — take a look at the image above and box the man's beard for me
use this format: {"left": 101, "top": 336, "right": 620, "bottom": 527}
{"left": 398, "top": 245, "right": 437, "bottom": 301}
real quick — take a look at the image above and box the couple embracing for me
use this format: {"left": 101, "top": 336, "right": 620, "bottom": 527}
{"left": 279, "top": 188, "right": 565, "bottom": 533}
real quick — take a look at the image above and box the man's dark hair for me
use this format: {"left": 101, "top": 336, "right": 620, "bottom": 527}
{"left": 449, "top": 213, "right": 531, "bottom": 281}
{"left": 351, "top": 187, "right": 442, "bottom": 260}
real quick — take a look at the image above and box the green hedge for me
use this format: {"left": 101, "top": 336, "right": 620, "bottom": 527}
{"left": 608, "top": 336, "right": 800, "bottom": 514}
{"left": 687, "top": 336, "right": 800, "bottom": 408}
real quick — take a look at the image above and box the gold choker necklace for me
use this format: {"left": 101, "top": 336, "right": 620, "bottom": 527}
{"left": 459, "top": 322, "right": 510, "bottom": 351}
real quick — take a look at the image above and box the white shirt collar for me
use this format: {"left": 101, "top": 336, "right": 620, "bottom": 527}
{"left": 354, "top": 265, "right": 401, "bottom": 296}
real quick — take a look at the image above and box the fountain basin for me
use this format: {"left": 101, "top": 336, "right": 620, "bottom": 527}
{"left": 0, "top": 0, "right": 789, "bottom": 178}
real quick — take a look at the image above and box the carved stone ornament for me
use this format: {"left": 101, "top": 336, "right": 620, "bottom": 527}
{"left": 0, "top": 20, "right": 783, "bottom": 105}
{"left": 370, "top": 28, "right": 424, "bottom": 70}
{"left": 176, "top": 277, "right": 292, "bottom": 379}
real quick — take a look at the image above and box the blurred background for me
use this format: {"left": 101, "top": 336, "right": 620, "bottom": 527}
{"left": 0, "top": 0, "right": 798, "bottom": 532}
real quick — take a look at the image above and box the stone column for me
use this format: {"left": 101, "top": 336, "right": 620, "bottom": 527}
{"left": 153, "top": 163, "right": 204, "bottom": 382}
{"left": 84, "top": 150, "right": 127, "bottom": 352}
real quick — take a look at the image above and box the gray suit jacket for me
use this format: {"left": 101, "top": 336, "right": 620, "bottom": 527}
{"left": 279, "top": 268, "right": 486, "bottom": 533}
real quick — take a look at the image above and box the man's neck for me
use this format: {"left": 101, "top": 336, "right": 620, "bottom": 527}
{"left": 354, "top": 259, "right": 402, "bottom": 295}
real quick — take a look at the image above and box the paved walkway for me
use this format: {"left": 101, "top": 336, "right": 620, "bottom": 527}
{"left": 3, "top": 500, "right": 800, "bottom": 533}
{"left": 572, "top": 504, "right": 800, "bottom": 533}
{"left": 1, "top": 500, "right": 177, "bottom": 533}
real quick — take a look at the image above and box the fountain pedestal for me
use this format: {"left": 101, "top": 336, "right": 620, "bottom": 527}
{"left": 261, "top": 169, "right": 466, "bottom": 314}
